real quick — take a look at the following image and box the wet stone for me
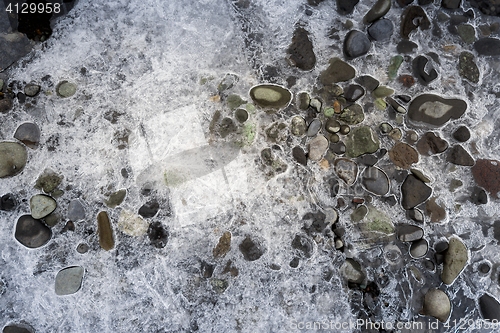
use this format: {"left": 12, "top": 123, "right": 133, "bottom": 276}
{"left": 401, "top": 174, "right": 432, "bottom": 209}
{"left": 336, "top": 0, "right": 359, "bottom": 15}
{"left": 339, "top": 104, "right": 364, "bottom": 125}
{"left": 334, "top": 158, "right": 358, "bottom": 185}
{"left": 417, "top": 132, "right": 448, "bottom": 155}
{"left": 389, "top": 128, "right": 403, "bottom": 141}
{"left": 226, "top": 94, "right": 246, "bottom": 110}
{"left": 308, "top": 135, "right": 329, "bottom": 161}
{"left": 292, "top": 146, "right": 307, "bottom": 166}
{"left": 30, "top": 194, "right": 57, "bottom": 219}
{"left": 474, "top": 37, "right": 500, "bottom": 56}
{"left": 67, "top": 199, "right": 85, "bottom": 221}
{"left": 450, "top": 179, "right": 463, "bottom": 192}
{"left": 422, "top": 289, "right": 451, "bottom": 322}
{"left": 320, "top": 57, "right": 355, "bottom": 85}
{"left": 355, "top": 75, "right": 379, "bottom": 92}
{"left": 345, "top": 126, "right": 380, "bottom": 158}
{"left": 388, "top": 55, "right": 404, "bottom": 80}
{"left": 0, "top": 142, "right": 28, "bottom": 178}
{"left": 56, "top": 81, "right": 77, "bottom": 98}
{"left": 239, "top": 236, "right": 265, "bottom": 261}
{"left": 309, "top": 98, "right": 322, "bottom": 112}
{"left": 287, "top": 27, "right": 316, "bottom": 71}
{"left": 408, "top": 94, "right": 467, "bottom": 126}
{"left": 447, "top": 145, "right": 474, "bottom": 166}
{"left": 24, "top": 83, "right": 40, "bottom": 97}
{"left": 344, "top": 30, "right": 371, "bottom": 59}
{"left": 339, "top": 124, "right": 350, "bottom": 135}
{"left": 458, "top": 52, "right": 479, "bottom": 83}
{"left": 401, "top": 6, "right": 431, "bottom": 39}
{"left": 389, "top": 142, "right": 419, "bottom": 169}
{"left": 105, "top": 189, "right": 126, "bottom": 208}
{"left": 397, "top": 40, "right": 418, "bottom": 53}
{"left": 457, "top": 24, "right": 475, "bottom": 44}
{"left": 0, "top": 193, "right": 16, "bottom": 211}
{"left": 297, "top": 92, "right": 310, "bottom": 110}
{"left": 412, "top": 56, "right": 438, "bottom": 85}
{"left": 471, "top": 186, "right": 488, "bottom": 205}
{"left": 397, "top": 225, "right": 424, "bottom": 242}
{"left": 442, "top": 237, "right": 468, "bottom": 285}
{"left": 363, "top": 0, "right": 391, "bottom": 24}
{"left": 15, "top": 215, "right": 52, "bottom": 248}
{"left": 452, "top": 125, "right": 471, "bottom": 142}
{"left": 97, "top": 211, "right": 114, "bottom": 251}
{"left": 379, "top": 122, "right": 393, "bottom": 134}
{"left": 410, "top": 168, "right": 433, "bottom": 183}
{"left": 148, "top": 222, "right": 169, "bottom": 248}
{"left": 249, "top": 84, "right": 292, "bottom": 110}
{"left": 14, "top": 122, "right": 40, "bottom": 149}
{"left": 361, "top": 166, "right": 390, "bottom": 195}
{"left": 410, "top": 239, "right": 428, "bottom": 258}
{"left": 479, "top": 294, "right": 500, "bottom": 321}
{"left": 55, "top": 266, "right": 84, "bottom": 296}
{"left": 307, "top": 119, "right": 322, "bottom": 137}
{"left": 344, "top": 84, "right": 365, "bottom": 102}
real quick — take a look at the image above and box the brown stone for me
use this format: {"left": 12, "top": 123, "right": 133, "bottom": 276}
{"left": 472, "top": 159, "right": 500, "bottom": 199}
{"left": 213, "top": 232, "right": 231, "bottom": 258}
{"left": 426, "top": 197, "right": 446, "bottom": 222}
{"left": 416, "top": 132, "right": 448, "bottom": 156}
{"left": 389, "top": 142, "right": 419, "bottom": 169}
{"left": 97, "top": 211, "right": 114, "bottom": 251}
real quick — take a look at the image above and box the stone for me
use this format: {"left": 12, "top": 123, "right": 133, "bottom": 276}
{"left": 330, "top": 142, "right": 346, "bottom": 155}
{"left": 447, "top": 145, "right": 474, "bottom": 166}
{"left": 307, "top": 119, "right": 322, "bottom": 136}
{"left": 35, "top": 169, "right": 62, "bottom": 193}
{"left": 442, "top": 0, "right": 461, "bottom": 9}
{"left": 388, "top": 55, "right": 404, "bottom": 80}
{"left": 408, "top": 94, "right": 467, "bottom": 126}
{"left": 226, "top": 94, "right": 246, "bottom": 110}
{"left": 355, "top": 75, "right": 379, "bottom": 92}
{"left": 336, "top": 0, "right": 359, "bottom": 15}
{"left": 422, "top": 289, "right": 451, "bottom": 322}
{"left": 339, "top": 104, "right": 364, "bottom": 125}
{"left": 351, "top": 205, "right": 368, "bottom": 222}
{"left": 452, "top": 126, "right": 471, "bottom": 142}
{"left": 368, "top": 19, "right": 394, "bottom": 41}
{"left": 217, "top": 73, "right": 238, "bottom": 92}
{"left": 457, "top": 24, "right": 476, "bottom": 44}
{"left": 219, "top": 117, "right": 237, "bottom": 138}
{"left": 15, "top": 214, "right": 52, "bottom": 249}
{"left": 239, "top": 236, "right": 265, "bottom": 261}
{"left": 362, "top": 206, "right": 394, "bottom": 234}
{"left": 341, "top": 259, "right": 365, "bottom": 284}
{"left": 471, "top": 186, "right": 488, "bottom": 205}
{"left": 344, "top": 84, "right": 365, "bottom": 102}
{"left": 412, "top": 56, "right": 438, "bottom": 85}
{"left": 458, "top": 52, "right": 480, "bottom": 83}
{"left": 138, "top": 199, "right": 160, "bottom": 218}
{"left": 14, "top": 122, "right": 40, "bottom": 148}
{"left": 472, "top": 159, "right": 500, "bottom": 198}
{"left": 309, "top": 98, "right": 322, "bottom": 112}
{"left": 416, "top": 132, "right": 448, "bottom": 155}
{"left": 398, "top": 225, "right": 424, "bottom": 242}
{"left": 56, "top": 81, "right": 77, "bottom": 98}
{"left": 401, "top": 174, "right": 432, "bottom": 209}
{"left": 0, "top": 98, "right": 13, "bottom": 113}
{"left": 292, "top": 234, "right": 314, "bottom": 258}
{"left": 389, "top": 142, "right": 419, "bottom": 169}
{"left": 320, "top": 57, "right": 355, "bottom": 85}
{"left": 397, "top": 0, "right": 414, "bottom": 5}
{"left": 325, "top": 119, "right": 341, "bottom": 134}
{"left": 339, "top": 125, "right": 350, "bottom": 135}
{"left": 449, "top": 179, "right": 463, "bottom": 192}
{"left": 401, "top": 6, "right": 431, "bottom": 39}
{"left": 291, "top": 116, "right": 307, "bottom": 136}
{"left": 479, "top": 294, "right": 500, "bottom": 321}
{"left": 345, "top": 126, "right": 380, "bottom": 158}
{"left": 410, "top": 168, "right": 433, "bottom": 183}
{"left": 308, "top": 135, "right": 329, "bottom": 161}
{"left": 361, "top": 166, "right": 390, "bottom": 195}
{"left": 387, "top": 97, "right": 406, "bottom": 114}
{"left": 105, "top": 189, "right": 126, "bottom": 208}
{"left": 426, "top": 197, "right": 446, "bottom": 222}
{"left": 297, "top": 92, "right": 310, "bottom": 110}
{"left": 397, "top": 40, "right": 418, "bottom": 53}
{"left": 97, "top": 211, "right": 114, "bottom": 251}
{"left": 0, "top": 142, "right": 28, "bottom": 178}
{"left": 118, "top": 210, "right": 148, "bottom": 236}
{"left": 147, "top": 222, "right": 169, "bottom": 248}
{"left": 213, "top": 232, "right": 231, "bottom": 258}
{"left": 68, "top": 199, "right": 85, "bottom": 221}
{"left": 0, "top": 193, "right": 16, "bottom": 211}
{"left": 2, "top": 325, "right": 34, "bottom": 333}
{"left": 344, "top": 30, "right": 371, "bottom": 59}
{"left": 372, "top": 86, "right": 394, "bottom": 99}
{"left": 249, "top": 84, "right": 292, "bottom": 110}
{"left": 292, "top": 146, "right": 307, "bottom": 166}
{"left": 55, "top": 266, "right": 84, "bottom": 296}
{"left": 358, "top": 154, "right": 378, "bottom": 166}
{"left": 30, "top": 194, "right": 57, "bottom": 219}
{"left": 24, "top": 83, "right": 40, "bottom": 97}
{"left": 334, "top": 158, "right": 358, "bottom": 185}
{"left": 234, "top": 108, "right": 248, "bottom": 123}
{"left": 474, "top": 38, "right": 500, "bottom": 56}
{"left": 287, "top": 27, "right": 316, "bottom": 71}
{"left": 442, "top": 237, "right": 468, "bottom": 284}
{"left": 410, "top": 239, "right": 428, "bottom": 258}
{"left": 363, "top": 0, "right": 391, "bottom": 24}
{"left": 379, "top": 122, "right": 393, "bottom": 134}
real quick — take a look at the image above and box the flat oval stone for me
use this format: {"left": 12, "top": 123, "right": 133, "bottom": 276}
{"left": 474, "top": 37, "right": 500, "bottom": 56}
{"left": 14, "top": 122, "right": 40, "bottom": 149}
{"left": 410, "top": 239, "right": 428, "bottom": 258}
{"left": 422, "top": 289, "right": 451, "bottom": 322}
{"left": 0, "top": 142, "right": 28, "bottom": 178}
{"left": 361, "top": 166, "right": 389, "bottom": 195}
{"left": 249, "top": 84, "right": 292, "bottom": 110}
{"left": 56, "top": 81, "right": 77, "bottom": 98}
{"left": 334, "top": 158, "right": 358, "bottom": 185}
{"left": 55, "top": 266, "right": 84, "bottom": 296}
{"left": 472, "top": 159, "right": 500, "bottom": 198}
{"left": 345, "top": 126, "right": 380, "bottom": 158}
{"left": 30, "top": 194, "right": 57, "bottom": 219}
{"left": 307, "top": 119, "right": 322, "bottom": 137}
{"left": 320, "top": 57, "right": 356, "bottom": 84}
{"left": 15, "top": 215, "right": 52, "bottom": 248}
{"left": 408, "top": 94, "right": 467, "bottom": 126}
{"left": 479, "top": 294, "right": 500, "bottom": 321}
{"left": 401, "top": 174, "right": 432, "bottom": 209}
{"left": 397, "top": 225, "right": 424, "bottom": 242}
{"left": 308, "top": 135, "right": 329, "bottom": 161}
{"left": 344, "top": 30, "right": 371, "bottom": 59}
{"left": 368, "top": 19, "right": 394, "bottom": 41}
{"left": 442, "top": 237, "right": 468, "bottom": 285}
{"left": 97, "top": 211, "right": 114, "bottom": 251}
{"left": 363, "top": 0, "right": 391, "bottom": 24}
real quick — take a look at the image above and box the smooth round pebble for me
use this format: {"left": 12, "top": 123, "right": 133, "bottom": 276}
{"left": 422, "top": 289, "right": 451, "bottom": 322}
{"left": 55, "top": 266, "right": 84, "bottom": 296}
{"left": 15, "top": 215, "right": 52, "bottom": 248}
{"left": 14, "top": 122, "right": 40, "bottom": 149}
{"left": 56, "top": 81, "right": 77, "bottom": 98}
{"left": 30, "top": 194, "right": 57, "bottom": 219}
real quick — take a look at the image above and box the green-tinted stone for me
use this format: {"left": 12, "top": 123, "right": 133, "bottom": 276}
{"left": 43, "top": 212, "right": 61, "bottom": 227}
{"left": 249, "top": 84, "right": 292, "bottom": 110}
{"left": 234, "top": 108, "right": 249, "bottom": 123}
{"left": 363, "top": 206, "right": 394, "bottom": 234}
{"left": 226, "top": 94, "right": 246, "bottom": 110}
{"left": 105, "top": 189, "right": 126, "bottom": 208}
{"left": 0, "top": 142, "right": 28, "bottom": 178}
{"left": 241, "top": 123, "right": 256, "bottom": 145}
{"left": 458, "top": 51, "right": 479, "bottom": 83}
{"left": 388, "top": 55, "right": 404, "bottom": 80}
{"left": 345, "top": 126, "right": 380, "bottom": 158}
{"left": 97, "top": 211, "right": 114, "bottom": 251}
{"left": 351, "top": 205, "right": 368, "bottom": 222}
{"left": 339, "top": 104, "right": 364, "bottom": 125}
{"left": 35, "top": 169, "right": 63, "bottom": 193}
{"left": 457, "top": 24, "right": 476, "bottom": 44}
{"left": 56, "top": 81, "right": 77, "bottom": 98}
{"left": 323, "top": 107, "right": 335, "bottom": 118}
{"left": 375, "top": 98, "right": 387, "bottom": 110}
{"left": 372, "top": 86, "right": 394, "bottom": 98}
{"left": 379, "top": 122, "right": 393, "bottom": 134}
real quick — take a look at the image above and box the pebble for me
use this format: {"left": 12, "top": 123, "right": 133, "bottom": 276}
{"left": 336, "top": 0, "right": 359, "bottom": 15}
{"left": 363, "top": 0, "right": 391, "bottom": 24}
{"left": 422, "top": 289, "right": 451, "bottom": 322}
{"left": 147, "top": 222, "right": 169, "bottom": 248}
{"left": 308, "top": 135, "right": 329, "bottom": 161}
{"left": 334, "top": 158, "right": 358, "bottom": 185}
{"left": 0, "top": 142, "right": 28, "bottom": 178}
{"left": 76, "top": 243, "right": 89, "bottom": 254}
{"left": 379, "top": 122, "right": 393, "bottom": 134}
{"left": 15, "top": 215, "right": 52, "bottom": 248}
{"left": 351, "top": 205, "right": 368, "bottom": 222}
{"left": 239, "top": 236, "right": 265, "bottom": 261}
{"left": 291, "top": 116, "right": 307, "bottom": 136}
{"left": 363, "top": 206, "right": 394, "bottom": 234}
{"left": 479, "top": 294, "right": 500, "bottom": 321}
{"left": 118, "top": 210, "right": 149, "bottom": 236}
{"left": 330, "top": 142, "right": 346, "bottom": 155}
{"left": 30, "top": 194, "right": 57, "bottom": 219}
{"left": 291, "top": 234, "right": 314, "bottom": 258}
{"left": 292, "top": 146, "right": 307, "bottom": 166}
{"left": 358, "top": 154, "right": 378, "bottom": 166}
{"left": 339, "top": 124, "right": 350, "bottom": 135}
{"left": 361, "top": 166, "right": 390, "bottom": 195}
{"left": 397, "top": 225, "right": 424, "bottom": 242}
{"left": 226, "top": 94, "right": 246, "bottom": 110}
{"left": 213, "top": 232, "right": 231, "bottom": 258}
{"left": 55, "top": 266, "right": 84, "bottom": 296}
{"left": 345, "top": 126, "right": 380, "bottom": 158}
{"left": 401, "top": 6, "right": 431, "bottom": 39}
{"left": 309, "top": 98, "right": 322, "bottom": 112}
{"left": 408, "top": 94, "right": 467, "bottom": 126}
{"left": 471, "top": 159, "right": 500, "bottom": 198}
{"left": 24, "top": 83, "right": 40, "bottom": 97}
{"left": 410, "top": 239, "right": 428, "bottom": 258}
{"left": 320, "top": 57, "right": 355, "bottom": 85}
{"left": 2, "top": 325, "right": 34, "bottom": 333}
{"left": 56, "top": 81, "right": 77, "bottom": 98}
{"left": 355, "top": 75, "right": 379, "bottom": 92}
{"left": 397, "top": 40, "right": 418, "bottom": 53}
{"left": 13, "top": 122, "right": 40, "bottom": 149}
{"left": 344, "top": 30, "right": 371, "bottom": 59}
{"left": 457, "top": 24, "right": 475, "bottom": 44}
{"left": 389, "top": 142, "right": 419, "bottom": 169}
{"left": 138, "top": 199, "right": 160, "bottom": 218}
{"left": 35, "top": 169, "right": 63, "bottom": 193}
{"left": 344, "top": 84, "right": 365, "bottom": 102}
{"left": 368, "top": 19, "right": 394, "bottom": 41}
{"left": 287, "top": 27, "right": 316, "bottom": 71}
{"left": 249, "top": 84, "right": 292, "bottom": 110}
{"left": 452, "top": 125, "right": 471, "bottom": 142}
{"left": 388, "top": 128, "right": 402, "bottom": 141}
{"left": 234, "top": 108, "right": 248, "bottom": 123}
{"left": 307, "top": 119, "right": 322, "bottom": 137}
{"left": 458, "top": 52, "right": 480, "bottom": 83}
{"left": 401, "top": 174, "right": 432, "bottom": 209}
{"left": 471, "top": 186, "right": 488, "bottom": 205}
{"left": 97, "top": 211, "right": 114, "bottom": 251}
{"left": 442, "top": 237, "right": 468, "bottom": 285}
{"left": 388, "top": 55, "right": 404, "bottom": 80}
{"left": 297, "top": 92, "right": 310, "bottom": 110}
{"left": 105, "top": 189, "right": 126, "bottom": 208}
{"left": 0, "top": 193, "right": 17, "bottom": 211}
{"left": 410, "top": 168, "right": 433, "bottom": 183}
{"left": 66, "top": 199, "right": 85, "bottom": 221}
{"left": 412, "top": 55, "right": 438, "bottom": 85}
{"left": 0, "top": 98, "right": 13, "bottom": 113}
{"left": 447, "top": 145, "right": 474, "bottom": 166}
{"left": 416, "top": 132, "right": 448, "bottom": 155}
{"left": 341, "top": 258, "right": 365, "bottom": 283}
{"left": 339, "top": 104, "right": 364, "bottom": 125}
{"left": 474, "top": 37, "right": 500, "bottom": 56}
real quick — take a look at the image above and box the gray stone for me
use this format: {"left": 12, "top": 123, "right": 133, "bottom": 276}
{"left": 422, "top": 289, "right": 451, "bottom": 322}
{"left": 334, "top": 158, "right": 358, "bottom": 185}
{"left": 408, "top": 94, "right": 467, "bottom": 126}
{"left": 442, "top": 0, "right": 461, "bottom": 9}
{"left": 457, "top": 24, "right": 476, "bottom": 44}
{"left": 345, "top": 126, "right": 380, "bottom": 158}
{"left": 287, "top": 27, "right": 316, "bottom": 71}
{"left": 363, "top": 0, "right": 391, "bottom": 24}
{"left": 412, "top": 56, "right": 438, "bottom": 85}
{"left": 397, "top": 225, "right": 424, "bottom": 242}
{"left": 401, "top": 174, "right": 432, "bottom": 209}
{"left": 292, "top": 146, "right": 307, "bottom": 166}
{"left": 308, "top": 135, "right": 329, "bottom": 161}
{"left": 361, "top": 166, "right": 389, "bottom": 195}
{"left": 55, "top": 266, "right": 84, "bottom": 296}
{"left": 344, "top": 84, "right": 365, "bottom": 102}
{"left": 410, "top": 239, "right": 428, "bottom": 258}
{"left": 368, "top": 19, "right": 394, "bottom": 41}
{"left": 30, "top": 194, "right": 57, "bottom": 219}
{"left": 297, "top": 92, "right": 310, "bottom": 110}
{"left": 355, "top": 75, "right": 379, "bottom": 92}
{"left": 15, "top": 215, "right": 52, "bottom": 248}
{"left": 24, "top": 83, "right": 40, "bottom": 97}
{"left": 344, "top": 30, "right": 371, "bottom": 59}
{"left": 341, "top": 259, "right": 365, "bottom": 283}
{"left": 307, "top": 119, "right": 322, "bottom": 137}
{"left": 337, "top": 0, "right": 359, "bottom": 15}
{"left": 0, "top": 98, "right": 13, "bottom": 113}
{"left": 442, "top": 237, "right": 468, "bottom": 284}
{"left": 401, "top": 6, "right": 431, "bottom": 39}
{"left": 2, "top": 325, "right": 34, "bottom": 333}
{"left": 68, "top": 199, "right": 86, "bottom": 221}
{"left": 479, "top": 294, "right": 500, "bottom": 321}
{"left": 234, "top": 108, "right": 248, "bottom": 123}
{"left": 14, "top": 122, "right": 40, "bottom": 149}
{"left": 249, "top": 84, "right": 292, "bottom": 110}
{"left": 105, "top": 189, "right": 126, "bottom": 208}
{"left": 0, "top": 142, "right": 28, "bottom": 178}
{"left": 474, "top": 38, "right": 500, "bottom": 56}
{"left": 56, "top": 81, "right": 77, "bottom": 98}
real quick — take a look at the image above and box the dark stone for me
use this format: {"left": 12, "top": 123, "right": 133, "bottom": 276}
{"left": 330, "top": 142, "right": 346, "bottom": 155}
{"left": 289, "top": 257, "right": 300, "bottom": 268}
{"left": 336, "top": 0, "right": 360, "bottom": 15}
{"left": 287, "top": 27, "right": 316, "bottom": 71}
{"left": 14, "top": 122, "right": 41, "bottom": 149}
{"left": 472, "top": 159, "right": 500, "bottom": 198}
{"left": 344, "top": 84, "right": 365, "bottom": 102}
{"left": 201, "top": 261, "right": 215, "bottom": 278}
{"left": 15, "top": 215, "right": 52, "bottom": 248}
{"left": 239, "top": 236, "right": 265, "bottom": 261}
{"left": 412, "top": 56, "right": 438, "bottom": 85}
{"left": 397, "top": 0, "right": 415, "bottom": 6}
{"left": 397, "top": 225, "right": 424, "bottom": 241}
{"left": 0, "top": 98, "right": 13, "bottom": 113}
{"left": 344, "top": 30, "right": 371, "bottom": 59}
{"left": 291, "top": 234, "right": 314, "bottom": 258}
{"left": 139, "top": 200, "right": 160, "bottom": 218}
{"left": 355, "top": 75, "right": 380, "bottom": 92}
{"left": 479, "top": 294, "right": 500, "bottom": 321}
{"left": 0, "top": 193, "right": 16, "bottom": 211}
{"left": 471, "top": 186, "right": 488, "bottom": 204}
{"left": 368, "top": 19, "right": 394, "bottom": 41}
{"left": 364, "top": 0, "right": 392, "bottom": 24}
{"left": 453, "top": 126, "right": 471, "bottom": 142}
{"left": 357, "top": 154, "right": 378, "bottom": 166}
{"left": 3, "top": 325, "right": 33, "bottom": 333}
{"left": 442, "top": 0, "right": 462, "bottom": 9}
{"left": 61, "top": 221, "right": 75, "bottom": 233}
{"left": 408, "top": 94, "right": 467, "bottom": 126}
{"left": 147, "top": 222, "right": 169, "bottom": 248}
{"left": 320, "top": 57, "right": 356, "bottom": 84}
{"left": 417, "top": 132, "right": 449, "bottom": 155}
{"left": 401, "top": 6, "right": 431, "bottom": 39}
{"left": 447, "top": 145, "right": 474, "bottom": 166}
{"left": 361, "top": 166, "right": 390, "bottom": 195}
{"left": 397, "top": 40, "right": 418, "bottom": 53}
{"left": 474, "top": 38, "right": 500, "bottom": 56}
{"left": 219, "top": 117, "right": 236, "bottom": 138}
{"left": 292, "top": 146, "right": 307, "bottom": 166}
{"left": 458, "top": 52, "right": 480, "bottom": 83}
{"left": 17, "top": 92, "right": 26, "bottom": 104}
{"left": 419, "top": 0, "right": 433, "bottom": 4}
{"left": 328, "top": 177, "right": 340, "bottom": 197}
{"left": 302, "top": 211, "right": 328, "bottom": 234}
{"left": 401, "top": 174, "right": 432, "bottom": 209}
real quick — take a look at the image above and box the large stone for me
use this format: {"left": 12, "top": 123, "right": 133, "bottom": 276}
{"left": 422, "top": 289, "right": 451, "bottom": 322}
{"left": 401, "top": 174, "right": 432, "bottom": 209}
{"left": 15, "top": 215, "right": 52, "bottom": 248}
{"left": 0, "top": 142, "right": 28, "bottom": 178}
{"left": 408, "top": 94, "right": 467, "bottom": 126}
{"left": 97, "top": 211, "right": 114, "bottom": 251}
{"left": 30, "top": 194, "right": 57, "bottom": 219}
{"left": 401, "top": 6, "right": 431, "bottom": 39}
{"left": 345, "top": 126, "right": 380, "bottom": 158}
{"left": 474, "top": 38, "right": 500, "bottom": 56}
{"left": 13, "top": 122, "right": 40, "bottom": 149}
{"left": 361, "top": 166, "right": 390, "bottom": 195}
{"left": 479, "top": 294, "right": 500, "bottom": 321}
{"left": 319, "top": 57, "right": 355, "bottom": 85}
{"left": 442, "top": 237, "right": 468, "bottom": 284}
{"left": 287, "top": 27, "right": 316, "bottom": 71}
{"left": 363, "top": 0, "right": 391, "bottom": 24}
{"left": 55, "top": 266, "right": 84, "bottom": 296}
{"left": 472, "top": 159, "right": 500, "bottom": 198}
{"left": 447, "top": 145, "right": 474, "bottom": 166}
{"left": 416, "top": 132, "right": 448, "bottom": 155}
{"left": 249, "top": 84, "right": 292, "bottom": 110}
{"left": 389, "top": 142, "right": 419, "bottom": 169}
{"left": 344, "top": 30, "right": 371, "bottom": 59}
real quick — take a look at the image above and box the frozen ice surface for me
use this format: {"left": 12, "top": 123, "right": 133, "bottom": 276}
{"left": 3, "top": 0, "right": 500, "bottom": 332}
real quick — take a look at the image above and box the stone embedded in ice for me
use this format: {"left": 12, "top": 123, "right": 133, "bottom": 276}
{"left": 0, "top": 142, "right": 27, "bottom": 178}
{"left": 13, "top": 122, "right": 41, "bottom": 149}
{"left": 249, "top": 84, "right": 292, "bottom": 110}
{"left": 442, "top": 237, "right": 468, "bottom": 285}
{"left": 408, "top": 94, "right": 467, "bottom": 126}
{"left": 30, "top": 194, "right": 57, "bottom": 219}
{"left": 14, "top": 215, "right": 52, "bottom": 249}
{"left": 55, "top": 266, "right": 84, "bottom": 296}
{"left": 97, "top": 211, "right": 114, "bottom": 251}
{"left": 422, "top": 289, "right": 451, "bottom": 322}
